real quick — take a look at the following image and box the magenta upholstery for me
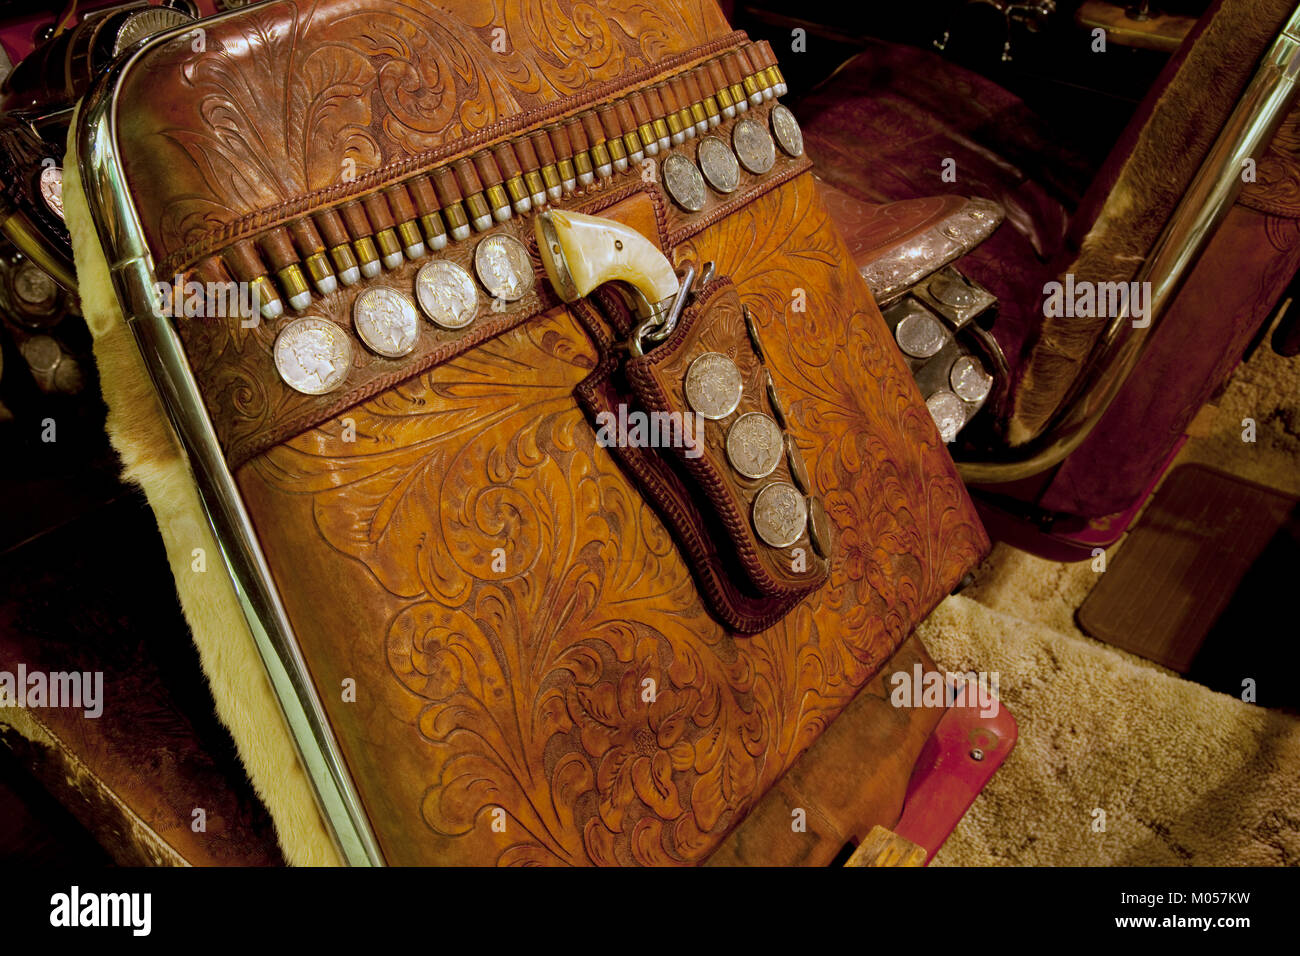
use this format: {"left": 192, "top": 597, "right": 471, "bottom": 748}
{"left": 799, "top": 34, "right": 1300, "bottom": 536}
{"left": 797, "top": 39, "right": 1097, "bottom": 416}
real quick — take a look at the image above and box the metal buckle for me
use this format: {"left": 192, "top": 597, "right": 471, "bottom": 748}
{"left": 626, "top": 260, "right": 715, "bottom": 357}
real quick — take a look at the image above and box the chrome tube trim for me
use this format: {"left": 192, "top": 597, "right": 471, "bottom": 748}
{"left": 73, "top": 20, "right": 383, "bottom": 866}
{"left": 959, "top": 4, "right": 1300, "bottom": 484}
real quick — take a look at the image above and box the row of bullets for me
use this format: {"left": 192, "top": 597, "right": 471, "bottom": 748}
{"left": 186, "top": 40, "right": 788, "bottom": 321}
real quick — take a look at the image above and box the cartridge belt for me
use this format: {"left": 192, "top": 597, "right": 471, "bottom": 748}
{"left": 149, "top": 43, "right": 800, "bottom": 467}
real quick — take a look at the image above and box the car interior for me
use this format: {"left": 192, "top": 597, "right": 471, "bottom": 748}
{"left": 0, "top": 0, "right": 1296, "bottom": 873}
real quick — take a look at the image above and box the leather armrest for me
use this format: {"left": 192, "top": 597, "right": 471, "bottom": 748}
{"left": 817, "top": 179, "right": 1004, "bottom": 302}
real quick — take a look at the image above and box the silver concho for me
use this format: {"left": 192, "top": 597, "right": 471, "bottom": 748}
{"left": 697, "top": 136, "right": 740, "bottom": 194}
{"left": 949, "top": 355, "right": 993, "bottom": 403}
{"left": 474, "top": 234, "right": 534, "bottom": 302}
{"left": 684, "top": 351, "right": 743, "bottom": 420}
{"left": 416, "top": 259, "right": 479, "bottom": 329}
{"left": 732, "top": 117, "right": 775, "bottom": 175}
{"left": 926, "top": 389, "right": 966, "bottom": 443}
{"left": 662, "top": 153, "right": 707, "bottom": 212}
{"left": 725, "top": 412, "right": 784, "bottom": 480}
{"left": 895, "top": 310, "right": 947, "bottom": 358}
{"left": 353, "top": 287, "right": 419, "bottom": 357}
{"left": 38, "top": 165, "right": 64, "bottom": 220}
{"left": 274, "top": 317, "right": 353, "bottom": 395}
{"left": 752, "top": 481, "right": 808, "bottom": 548}
{"left": 770, "top": 104, "right": 804, "bottom": 158}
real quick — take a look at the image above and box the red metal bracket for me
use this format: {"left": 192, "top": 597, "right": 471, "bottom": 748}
{"left": 893, "top": 682, "right": 1018, "bottom": 864}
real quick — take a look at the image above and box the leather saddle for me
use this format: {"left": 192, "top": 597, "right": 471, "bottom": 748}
{"left": 67, "top": 0, "right": 989, "bottom": 864}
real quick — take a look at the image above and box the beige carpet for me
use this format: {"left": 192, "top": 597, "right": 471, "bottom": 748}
{"left": 923, "top": 337, "right": 1300, "bottom": 866}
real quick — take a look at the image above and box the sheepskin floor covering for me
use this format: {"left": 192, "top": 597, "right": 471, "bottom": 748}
{"left": 929, "top": 341, "right": 1300, "bottom": 866}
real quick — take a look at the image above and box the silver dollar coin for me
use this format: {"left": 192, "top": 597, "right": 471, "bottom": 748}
{"left": 732, "top": 117, "right": 775, "bottom": 175}
{"left": 474, "top": 234, "right": 534, "bottom": 302}
{"left": 38, "top": 165, "right": 64, "bottom": 220}
{"left": 785, "top": 434, "right": 811, "bottom": 494}
{"left": 274, "top": 317, "right": 353, "bottom": 395}
{"left": 14, "top": 262, "right": 57, "bottom": 309}
{"left": 662, "top": 153, "right": 707, "bottom": 212}
{"left": 806, "top": 495, "right": 831, "bottom": 559}
{"left": 927, "top": 389, "right": 966, "bottom": 443}
{"left": 743, "top": 306, "right": 767, "bottom": 364}
{"left": 949, "top": 355, "right": 993, "bottom": 403}
{"left": 21, "top": 335, "right": 61, "bottom": 374}
{"left": 697, "top": 136, "right": 740, "bottom": 193}
{"left": 770, "top": 104, "right": 804, "bottom": 157}
{"left": 752, "top": 481, "right": 808, "bottom": 549}
{"left": 764, "top": 371, "right": 788, "bottom": 429}
{"left": 895, "top": 310, "right": 947, "bottom": 358}
{"left": 929, "top": 270, "right": 977, "bottom": 308}
{"left": 353, "top": 287, "right": 419, "bottom": 357}
{"left": 684, "top": 351, "right": 743, "bottom": 420}
{"left": 416, "top": 259, "right": 478, "bottom": 329}
{"left": 726, "top": 412, "right": 784, "bottom": 480}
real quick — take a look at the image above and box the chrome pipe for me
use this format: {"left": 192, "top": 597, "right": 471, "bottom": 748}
{"left": 73, "top": 21, "right": 383, "bottom": 866}
{"left": 958, "top": 3, "right": 1300, "bottom": 484}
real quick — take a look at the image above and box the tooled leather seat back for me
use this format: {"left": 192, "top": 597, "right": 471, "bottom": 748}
{"left": 85, "top": 0, "right": 987, "bottom": 864}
